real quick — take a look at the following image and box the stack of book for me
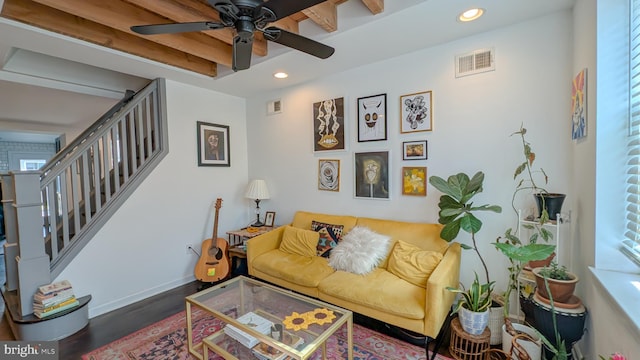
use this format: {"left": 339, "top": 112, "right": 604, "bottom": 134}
{"left": 224, "top": 311, "right": 272, "bottom": 349}
{"left": 33, "top": 280, "right": 78, "bottom": 318}
{"left": 251, "top": 331, "right": 304, "bottom": 360}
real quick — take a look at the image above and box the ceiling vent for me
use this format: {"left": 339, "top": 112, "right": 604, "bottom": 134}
{"left": 267, "top": 99, "right": 282, "bottom": 115}
{"left": 455, "top": 48, "right": 495, "bottom": 78}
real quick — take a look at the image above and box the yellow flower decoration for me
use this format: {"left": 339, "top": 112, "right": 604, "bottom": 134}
{"left": 282, "top": 312, "right": 312, "bottom": 331}
{"left": 309, "top": 308, "right": 335, "bottom": 325}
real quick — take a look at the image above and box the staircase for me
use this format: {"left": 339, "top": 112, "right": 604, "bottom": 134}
{"left": 0, "top": 78, "right": 168, "bottom": 340}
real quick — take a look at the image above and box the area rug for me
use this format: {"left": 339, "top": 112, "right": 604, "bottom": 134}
{"left": 82, "top": 308, "right": 452, "bottom": 360}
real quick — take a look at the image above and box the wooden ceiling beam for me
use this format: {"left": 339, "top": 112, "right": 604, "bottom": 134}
{"left": 303, "top": 2, "right": 338, "bottom": 32}
{"left": 30, "top": 0, "right": 233, "bottom": 67}
{"left": 361, "top": 0, "right": 384, "bottom": 15}
{"left": 0, "top": 0, "right": 217, "bottom": 77}
{"left": 122, "top": 0, "right": 267, "bottom": 57}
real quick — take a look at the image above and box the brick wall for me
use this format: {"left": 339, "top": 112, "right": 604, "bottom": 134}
{"left": 0, "top": 141, "right": 57, "bottom": 171}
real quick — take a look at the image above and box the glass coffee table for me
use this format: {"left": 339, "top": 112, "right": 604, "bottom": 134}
{"left": 186, "top": 276, "right": 353, "bottom": 360}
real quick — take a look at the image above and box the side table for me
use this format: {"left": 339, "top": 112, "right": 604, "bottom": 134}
{"left": 226, "top": 226, "right": 278, "bottom": 276}
{"left": 449, "top": 317, "right": 490, "bottom": 360}
{"left": 226, "top": 226, "right": 277, "bottom": 246}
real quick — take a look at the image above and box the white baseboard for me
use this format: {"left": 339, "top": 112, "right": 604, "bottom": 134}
{"left": 88, "top": 275, "right": 195, "bottom": 318}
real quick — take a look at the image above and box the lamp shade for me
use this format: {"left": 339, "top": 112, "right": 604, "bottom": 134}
{"left": 245, "top": 179, "right": 270, "bottom": 200}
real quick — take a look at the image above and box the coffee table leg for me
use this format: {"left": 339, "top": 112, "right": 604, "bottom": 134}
{"left": 347, "top": 316, "right": 353, "bottom": 360}
{"left": 322, "top": 341, "right": 327, "bottom": 359}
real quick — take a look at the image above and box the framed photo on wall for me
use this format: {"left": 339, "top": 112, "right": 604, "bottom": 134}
{"left": 402, "top": 166, "right": 427, "bottom": 196}
{"left": 354, "top": 151, "right": 390, "bottom": 200}
{"left": 357, "top": 93, "right": 387, "bottom": 142}
{"left": 197, "top": 122, "right": 230, "bottom": 167}
{"left": 571, "top": 68, "right": 587, "bottom": 140}
{"left": 318, "top": 159, "right": 340, "bottom": 191}
{"left": 313, "top": 97, "right": 345, "bottom": 152}
{"left": 402, "top": 140, "right": 428, "bottom": 160}
{"left": 400, "top": 90, "right": 433, "bottom": 133}
{"left": 265, "top": 211, "right": 276, "bottom": 227}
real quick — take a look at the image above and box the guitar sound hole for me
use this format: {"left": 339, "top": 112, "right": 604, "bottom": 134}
{"left": 209, "top": 247, "right": 223, "bottom": 260}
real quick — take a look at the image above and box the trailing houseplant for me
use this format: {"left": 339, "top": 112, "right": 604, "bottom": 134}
{"left": 447, "top": 272, "right": 495, "bottom": 335}
{"left": 511, "top": 124, "right": 566, "bottom": 223}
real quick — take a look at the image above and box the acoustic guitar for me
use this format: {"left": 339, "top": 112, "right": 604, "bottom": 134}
{"left": 194, "top": 198, "right": 230, "bottom": 282}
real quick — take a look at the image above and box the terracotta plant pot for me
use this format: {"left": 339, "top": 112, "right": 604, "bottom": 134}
{"left": 531, "top": 267, "right": 578, "bottom": 303}
{"left": 527, "top": 252, "right": 555, "bottom": 270}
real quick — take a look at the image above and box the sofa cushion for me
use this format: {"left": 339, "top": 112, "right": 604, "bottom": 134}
{"left": 387, "top": 240, "right": 443, "bottom": 288}
{"left": 318, "top": 268, "right": 425, "bottom": 320}
{"left": 252, "top": 249, "right": 335, "bottom": 288}
{"left": 328, "top": 226, "right": 391, "bottom": 274}
{"left": 279, "top": 226, "right": 319, "bottom": 257}
{"left": 311, "top": 220, "right": 344, "bottom": 257}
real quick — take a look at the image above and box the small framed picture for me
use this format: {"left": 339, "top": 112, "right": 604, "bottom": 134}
{"left": 265, "top": 211, "right": 276, "bottom": 227}
{"left": 402, "top": 167, "right": 427, "bottom": 196}
{"left": 197, "top": 122, "right": 230, "bottom": 166}
{"left": 357, "top": 93, "right": 387, "bottom": 142}
{"left": 318, "top": 159, "right": 340, "bottom": 191}
{"left": 400, "top": 91, "right": 433, "bottom": 133}
{"left": 403, "top": 140, "right": 428, "bottom": 160}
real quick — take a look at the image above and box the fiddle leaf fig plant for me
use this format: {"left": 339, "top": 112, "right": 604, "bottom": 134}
{"left": 429, "top": 171, "right": 502, "bottom": 284}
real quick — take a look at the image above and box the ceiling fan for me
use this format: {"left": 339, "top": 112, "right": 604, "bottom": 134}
{"left": 131, "top": 0, "right": 335, "bottom": 72}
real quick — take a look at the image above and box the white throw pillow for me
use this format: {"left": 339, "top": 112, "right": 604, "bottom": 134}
{"left": 328, "top": 226, "right": 391, "bottom": 275}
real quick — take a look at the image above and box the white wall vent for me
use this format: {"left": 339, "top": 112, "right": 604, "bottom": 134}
{"left": 455, "top": 48, "right": 495, "bottom": 78}
{"left": 267, "top": 99, "right": 282, "bottom": 115}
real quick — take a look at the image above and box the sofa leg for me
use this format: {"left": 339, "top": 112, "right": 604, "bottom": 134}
{"left": 428, "top": 314, "right": 453, "bottom": 360}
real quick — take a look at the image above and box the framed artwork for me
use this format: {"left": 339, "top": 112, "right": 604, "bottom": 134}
{"left": 318, "top": 159, "right": 340, "bottom": 191}
{"left": 402, "top": 140, "right": 428, "bottom": 160}
{"left": 402, "top": 167, "right": 427, "bottom": 196}
{"left": 197, "top": 122, "right": 230, "bottom": 166}
{"left": 265, "top": 211, "right": 276, "bottom": 227}
{"left": 571, "top": 68, "right": 587, "bottom": 140}
{"left": 357, "top": 93, "right": 387, "bottom": 142}
{"left": 313, "top": 97, "right": 345, "bottom": 152}
{"left": 400, "top": 90, "right": 433, "bottom": 133}
{"left": 354, "top": 151, "right": 390, "bottom": 200}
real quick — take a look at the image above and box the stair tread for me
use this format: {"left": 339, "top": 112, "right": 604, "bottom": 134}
{"left": 1, "top": 289, "right": 91, "bottom": 324}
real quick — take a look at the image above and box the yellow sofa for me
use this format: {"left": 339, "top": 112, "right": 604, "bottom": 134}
{"left": 246, "top": 211, "right": 461, "bottom": 339}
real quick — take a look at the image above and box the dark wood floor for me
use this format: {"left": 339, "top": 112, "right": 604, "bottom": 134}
{"left": 1, "top": 279, "right": 452, "bottom": 359}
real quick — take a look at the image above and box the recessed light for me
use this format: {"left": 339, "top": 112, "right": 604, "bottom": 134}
{"left": 273, "top": 72, "right": 288, "bottom": 79}
{"left": 458, "top": 8, "right": 484, "bottom": 22}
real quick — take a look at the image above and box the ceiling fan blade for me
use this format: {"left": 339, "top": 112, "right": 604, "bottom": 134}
{"left": 131, "top": 22, "right": 225, "bottom": 35}
{"left": 263, "top": 0, "right": 327, "bottom": 21}
{"left": 263, "top": 27, "right": 334, "bottom": 59}
{"left": 232, "top": 35, "right": 254, "bottom": 71}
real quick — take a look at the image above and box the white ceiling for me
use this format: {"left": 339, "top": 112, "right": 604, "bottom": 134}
{"left": 0, "top": 0, "right": 576, "bottom": 143}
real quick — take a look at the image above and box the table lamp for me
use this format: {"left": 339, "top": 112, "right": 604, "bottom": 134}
{"left": 245, "top": 179, "right": 270, "bottom": 227}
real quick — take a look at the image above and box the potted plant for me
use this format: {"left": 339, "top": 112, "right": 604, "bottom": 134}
{"left": 511, "top": 124, "right": 566, "bottom": 222}
{"left": 429, "top": 171, "right": 503, "bottom": 339}
{"left": 447, "top": 272, "right": 495, "bottom": 335}
{"left": 531, "top": 262, "right": 579, "bottom": 303}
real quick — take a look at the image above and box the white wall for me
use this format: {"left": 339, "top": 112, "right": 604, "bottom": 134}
{"left": 246, "top": 12, "right": 574, "bottom": 290}
{"left": 57, "top": 80, "right": 250, "bottom": 317}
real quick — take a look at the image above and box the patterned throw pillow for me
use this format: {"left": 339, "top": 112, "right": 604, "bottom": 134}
{"left": 311, "top": 220, "right": 344, "bottom": 258}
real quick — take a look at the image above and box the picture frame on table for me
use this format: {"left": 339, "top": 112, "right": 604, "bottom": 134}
{"left": 197, "top": 121, "right": 230, "bottom": 166}
{"left": 402, "top": 166, "right": 427, "bottom": 196}
{"left": 265, "top": 211, "right": 276, "bottom": 227}
{"left": 400, "top": 90, "right": 433, "bottom": 133}
{"left": 402, "top": 140, "right": 428, "bottom": 160}
{"left": 354, "top": 151, "right": 390, "bottom": 200}
{"left": 357, "top": 93, "right": 387, "bottom": 142}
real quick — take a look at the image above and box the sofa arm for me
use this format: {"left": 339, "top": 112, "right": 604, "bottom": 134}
{"left": 423, "top": 242, "right": 461, "bottom": 338}
{"left": 246, "top": 226, "right": 286, "bottom": 275}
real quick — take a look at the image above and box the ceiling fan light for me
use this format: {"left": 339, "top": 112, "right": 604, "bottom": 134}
{"left": 458, "top": 8, "right": 484, "bottom": 22}
{"left": 273, "top": 72, "right": 288, "bottom": 79}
